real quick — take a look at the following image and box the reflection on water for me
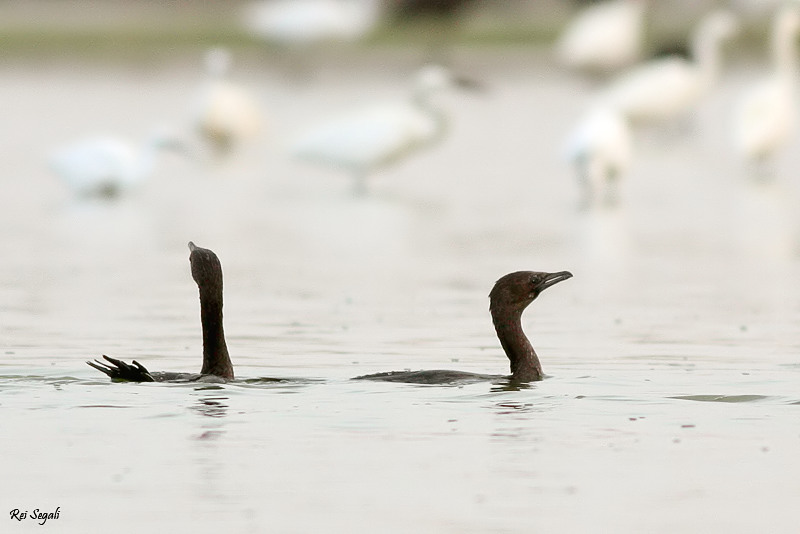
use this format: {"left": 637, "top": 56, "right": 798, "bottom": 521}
{"left": 191, "top": 396, "right": 229, "bottom": 418}
{"left": 489, "top": 379, "right": 534, "bottom": 393}
{"left": 1, "top": 50, "right": 799, "bottom": 534}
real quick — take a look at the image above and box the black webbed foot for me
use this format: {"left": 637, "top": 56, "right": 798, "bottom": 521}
{"left": 87, "top": 355, "right": 155, "bottom": 382}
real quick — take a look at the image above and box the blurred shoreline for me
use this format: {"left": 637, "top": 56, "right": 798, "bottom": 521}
{"left": 0, "top": 0, "right": 774, "bottom": 61}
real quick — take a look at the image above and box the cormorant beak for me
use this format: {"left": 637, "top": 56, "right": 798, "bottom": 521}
{"left": 537, "top": 271, "right": 573, "bottom": 292}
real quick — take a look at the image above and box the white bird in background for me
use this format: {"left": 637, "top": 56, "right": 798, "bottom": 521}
{"left": 564, "top": 106, "right": 633, "bottom": 208}
{"left": 241, "top": 0, "right": 380, "bottom": 48}
{"left": 191, "top": 48, "right": 263, "bottom": 157}
{"left": 290, "top": 65, "right": 477, "bottom": 194}
{"left": 599, "top": 10, "right": 739, "bottom": 125}
{"left": 556, "top": 0, "right": 646, "bottom": 74}
{"left": 733, "top": 5, "right": 800, "bottom": 167}
{"left": 50, "top": 130, "right": 183, "bottom": 198}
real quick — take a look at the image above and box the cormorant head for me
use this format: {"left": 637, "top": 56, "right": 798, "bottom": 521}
{"left": 490, "top": 270, "right": 572, "bottom": 314}
{"left": 188, "top": 241, "right": 223, "bottom": 293}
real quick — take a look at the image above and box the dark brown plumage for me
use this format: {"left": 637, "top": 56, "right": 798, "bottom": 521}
{"left": 354, "top": 270, "right": 572, "bottom": 384}
{"left": 87, "top": 242, "right": 233, "bottom": 382}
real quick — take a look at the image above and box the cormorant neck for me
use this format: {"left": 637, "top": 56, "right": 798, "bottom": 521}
{"left": 491, "top": 306, "right": 542, "bottom": 382}
{"left": 198, "top": 286, "right": 233, "bottom": 379}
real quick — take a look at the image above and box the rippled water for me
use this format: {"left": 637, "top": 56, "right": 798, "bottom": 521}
{"left": 1, "top": 51, "right": 799, "bottom": 533}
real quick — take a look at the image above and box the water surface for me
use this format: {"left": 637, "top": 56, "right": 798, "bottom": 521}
{"left": 1, "top": 52, "right": 799, "bottom": 533}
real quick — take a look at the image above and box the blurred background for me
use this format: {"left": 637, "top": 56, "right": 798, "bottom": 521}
{"left": 3, "top": 2, "right": 800, "bottom": 533}
{"left": 3, "top": 0, "right": 800, "bottom": 367}
{"left": 0, "top": 1, "right": 780, "bottom": 61}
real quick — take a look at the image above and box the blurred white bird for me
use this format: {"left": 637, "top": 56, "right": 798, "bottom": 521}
{"left": 556, "top": 0, "right": 646, "bottom": 74}
{"left": 733, "top": 5, "right": 800, "bottom": 167}
{"left": 290, "top": 65, "right": 477, "bottom": 193}
{"left": 50, "top": 130, "right": 182, "bottom": 198}
{"left": 564, "top": 106, "right": 633, "bottom": 207}
{"left": 241, "top": 0, "right": 380, "bottom": 47}
{"left": 191, "top": 48, "right": 263, "bottom": 156}
{"left": 599, "top": 10, "right": 739, "bottom": 125}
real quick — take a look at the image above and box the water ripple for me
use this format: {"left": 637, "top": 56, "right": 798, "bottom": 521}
{"left": 670, "top": 394, "right": 773, "bottom": 403}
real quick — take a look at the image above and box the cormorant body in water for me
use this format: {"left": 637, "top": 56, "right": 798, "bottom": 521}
{"left": 353, "top": 270, "right": 572, "bottom": 384}
{"left": 88, "top": 242, "right": 234, "bottom": 382}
